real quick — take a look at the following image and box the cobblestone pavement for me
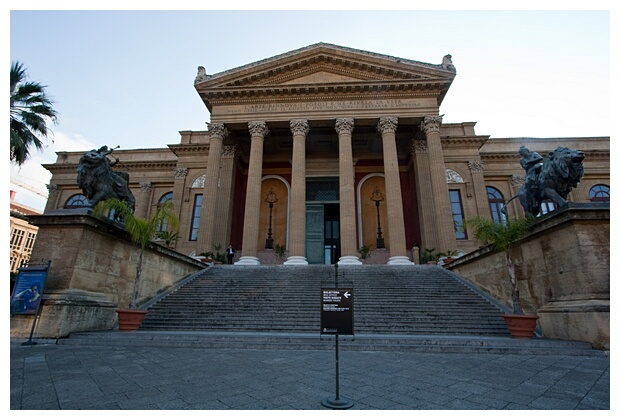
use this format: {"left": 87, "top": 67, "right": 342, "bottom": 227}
{"left": 10, "top": 340, "right": 610, "bottom": 411}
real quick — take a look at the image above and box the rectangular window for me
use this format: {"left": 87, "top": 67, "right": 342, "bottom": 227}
{"left": 189, "top": 194, "right": 203, "bottom": 241}
{"left": 449, "top": 190, "right": 467, "bottom": 240}
{"left": 24, "top": 232, "right": 36, "bottom": 253}
{"left": 11, "top": 228, "right": 25, "bottom": 248}
{"left": 540, "top": 200, "right": 557, "bottom": 215}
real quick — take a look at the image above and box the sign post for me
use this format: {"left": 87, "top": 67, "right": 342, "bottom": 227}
{"left": 320, "top": 286, "right": 354, "bottom": 409}
{"left": 10, "top": 261, "right": 51, "bottom": 346}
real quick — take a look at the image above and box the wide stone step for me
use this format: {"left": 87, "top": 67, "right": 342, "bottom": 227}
{"left": 58, "top": 331, "right": 606, "bottom": 356}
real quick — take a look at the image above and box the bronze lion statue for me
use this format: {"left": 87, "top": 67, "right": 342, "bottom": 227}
{"left": 76, "top": 146, "right": 136, "bottom": 213}
{"left": 505, "top": 146, "right": 585, "bottom": 217}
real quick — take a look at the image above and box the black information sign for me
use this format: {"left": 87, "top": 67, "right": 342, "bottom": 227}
{"left": 321, "top": 288, "right": 354, "bottom": 335}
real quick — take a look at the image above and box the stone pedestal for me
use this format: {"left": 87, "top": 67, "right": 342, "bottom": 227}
{"left": 11, "top": 290, "right": 116, "bottom": 339}
{"left": 11, "top": 209, "right": 206, "bottom": 339}
{"left": 450, "top": 203, "right": 610, "bottom": 349}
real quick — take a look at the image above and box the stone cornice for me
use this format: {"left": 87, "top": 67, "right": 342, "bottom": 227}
{"left": 440, "top": 136, "right": 489, "bottom": 147}
{"left": 42, "top": 161, "right": 178, "bottom": 173}
{"left": 168, "top": 144, "right": 210, "bottom": 155}
{"left": 480, "top": 150, "right": 610, "bottom": 161}
{"left": 199, "top": 80, "right": 451, "bottom": 104}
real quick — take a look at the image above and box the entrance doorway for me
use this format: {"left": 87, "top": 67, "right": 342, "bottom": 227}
{"left": 305, "top": 176, "right": 340, "bottom": 264}
{"left": 305, "top": 203, "right": 341, "bottom": 264}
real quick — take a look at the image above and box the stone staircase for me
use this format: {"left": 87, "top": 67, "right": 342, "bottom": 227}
{"left": 139, "top": 264, "right": 511, "bottom": 336}
{"left": 59, "top": 265, "right": 605, "bottom": 355}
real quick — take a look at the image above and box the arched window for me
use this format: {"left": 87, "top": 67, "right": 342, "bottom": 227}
{"left": 157, "top": 192, "right": 173, "bottom": 232}
{"left": 589, "top": 185, "right": 610, "bottom": 203}
{"left": 486, "top": 187, "right": 506, "bottom": 223}
{"left": 64, "top": 194, "right": 89, "bottom": 209}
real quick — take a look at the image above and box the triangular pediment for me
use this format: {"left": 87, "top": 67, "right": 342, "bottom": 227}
{"left": 197, "top": 43, "right": 454, "bottom": 88}
{"left": 194, "top": 43, "right": 456, "bottom": 107}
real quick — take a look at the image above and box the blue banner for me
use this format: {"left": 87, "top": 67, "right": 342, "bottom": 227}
{"left": 10, "top": 267, "right": 48, "bottom": 315}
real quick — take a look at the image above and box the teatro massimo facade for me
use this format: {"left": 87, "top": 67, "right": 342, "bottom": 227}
{"left": 42, "top": 43, "right": 611, "bottom": 265}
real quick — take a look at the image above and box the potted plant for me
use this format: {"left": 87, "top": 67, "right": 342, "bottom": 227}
{"left": 155, "top": 229, "right": 179, "bottom": 248}
{"left": 421, "top": 247, "right": 438, "bottom": 264}
{"left": 358, "top": 243, "right": 373, "bottom": 261}
{"left": 274, "top": 243, "right": 286, "bottom": 263}
{"left": 94, "top": 198, "right": 179, "bottom": 331}
{"left": 463, "top": 215, "right": 538, "bottom": 338}
{"left": 438, "top": 250, "right": 459, "bottom": 264}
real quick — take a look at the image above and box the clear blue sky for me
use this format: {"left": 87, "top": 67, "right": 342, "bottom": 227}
{"left": 5, "top": 3, "right": 614, "bottom": 212}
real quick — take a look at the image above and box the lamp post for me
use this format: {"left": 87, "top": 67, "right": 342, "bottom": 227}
{"left": 265, "top": 187, "right": 278, "bottom": 249}
{"left": 371, "top": 186, "right": 385, "bottom": 249}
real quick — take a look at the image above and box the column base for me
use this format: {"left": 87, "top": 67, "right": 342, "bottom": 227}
{"left": 234, "top": 256, "right": 261, "bottom": 266}
{"left": 337, "top": 256, "right": 363, "bottom": 265}
{"left": 283, "top": 256, "right": 309, "bottom": 265}
{"left": 387, "top": 256, "right": 414, "bottom": 265}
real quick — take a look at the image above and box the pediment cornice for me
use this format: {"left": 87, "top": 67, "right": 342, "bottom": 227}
{"left": 194, "top": 43, "right": 456, "bottom": 108}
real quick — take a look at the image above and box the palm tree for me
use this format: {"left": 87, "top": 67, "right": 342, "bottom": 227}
{"left": 94, "top": 198, "right": 179, "bottom": 309}
{"left": 463, "top": 215, "right": 535, "bottom": 314}
{"left": 10, "top": 61, "right": 58, "bottom": 166}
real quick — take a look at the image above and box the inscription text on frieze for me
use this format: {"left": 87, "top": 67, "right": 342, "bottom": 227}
{"left": 241, "top": 99, "right": 421, "bottom": 113}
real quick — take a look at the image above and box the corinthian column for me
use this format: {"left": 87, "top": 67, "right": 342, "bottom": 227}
{"left": 236, "top": 121, "right": 268, "bottom": 265}
{"left": 336, "top": 118, "right": 362, "bottom": 265}
{"left": 420, "top": 115, "right": 457, "bottom": 253}
{"left": 198, "top": 122, "right": 228, "bottom": 253}
{"left": 284, "top": 119, "right": 309, "bottom": 265}
{"left": 377, "top": 117, "right": 411, "bottom": 265}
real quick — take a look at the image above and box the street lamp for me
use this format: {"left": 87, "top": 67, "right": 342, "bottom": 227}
{"left": 370, "top": 186, "right": 385, "bottom": 249}
{"left": 265, "top": 187, "right": 278, "bottom": 249}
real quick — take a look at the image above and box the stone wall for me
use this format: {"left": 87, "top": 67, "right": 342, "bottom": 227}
{"left": 10, "top": 209, "right": 207, "bottom": 338}
{"left": 447, "top": 203, "right": 610, "bottom": 349}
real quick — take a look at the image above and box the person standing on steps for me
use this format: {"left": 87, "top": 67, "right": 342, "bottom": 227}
{"left": 227, "top": 244, "right": 236, "bottom": 264}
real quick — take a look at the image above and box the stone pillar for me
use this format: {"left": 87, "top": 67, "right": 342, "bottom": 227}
{"left": 410, "top": 138, "right": 438, "bottom": 250}
{"left": 335, "top": 118, "right": 362, "bottom": 265}
{"left": 45, "top": 184, "right": 61, "bottom": 212}
{"left": 506, "top": 175, "right": 526, "bottom": 218}
{"left": 420, "top": 115, "right": 457, "bottom": 253}
{"left": 236, "top": 121, "right": 268, "bottom": 265}
{"left": 284, "top": 119, "right": 309, "bottom": 265}
{"left": 468, "top": 160, "right": 490, "bottom": 218}
{"left": 213, "top": 145, "right": 238, "bottom": 248}
{"left": 377, "top": 117, "right": 411, "bottom": 265}
{"left": 198, "top": 122, "right": 228, "bottom": 254}
{"left": 171, "top": 167, "right": 188, "bottom": 243}
{"left": 136, "top": 182, "right": 153, "bottom": 219}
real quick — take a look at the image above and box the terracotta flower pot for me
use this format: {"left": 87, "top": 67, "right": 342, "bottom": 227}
{"left": 116, "top": 309, "right": 148, "bottom": 332}
{"left": 501, "top": 313, "right": 539, "bottom": 339}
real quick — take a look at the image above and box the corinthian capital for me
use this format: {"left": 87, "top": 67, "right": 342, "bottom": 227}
{"left": 222, "top": 145, "right": 238, "bottom": 158}
{"left": 248, "top": 121, "right": 269, "bottom": 137}
{"left": 377, "top": 117, "right": 398, "bottom": 135}
{"left": 510, "top": 174, "right": 525, "bottom": 186}
{"left": 207, "top": 122, "right": 229, "bottom": 140}
{"left": 468, "top": 160, "right": 484, "bottom": 173}
{"left": 335, "top": 118, "right": 355, "bottom": 135}
{"left": 420, "top": 115, "right": 443, "bottom": 134}
{"left": 140, "top": 182, "right": 153, "bottom": 193}
{"left": 174, "top": 168, "right": 188, "bottom": 179}
{"left": 409, "top": 138, "right": 428, "bottom": 154}
{"left": 290, "top": 119, "right": 310, "bottom": 136}
{"left": 46, "top": 184, "right": 60, "bottom": 193}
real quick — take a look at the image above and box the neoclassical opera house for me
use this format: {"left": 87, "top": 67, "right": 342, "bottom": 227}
{"left": 43, "top": 43, "right": 610, "bottom": 265}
